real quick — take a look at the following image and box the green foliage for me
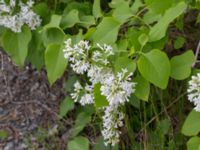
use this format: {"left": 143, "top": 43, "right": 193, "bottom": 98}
{"left": 174, "top": 36, "right": 186, "bottom": 49}
{"left": 133, "top": 75, "right": 150, "bottom": 101}
{"left": 68, "top": 136, "right": 89, "bottom": 150}
{"left": 72, "top": 111, "right": 92, "bottom": 137}
{"left": 94, "top": 137, "right": 118, "bottom": 150}
{"left": 2, "top": 26, "right": 31, "bottom": 67}
{"left": 27, "top": 30, "right": 45, "bottom": 70}
{"left": 44, "top": 15, "right": 62, "bottom": 29}
{"left": 33, "top": 2, "right": 50, "bottom": 23}
{"left": 93, "top": 83, "right": 109, "bottom": 108}
{"left": 0, "top": 0, "right": 199, "bottom": 149}
{"left": 114, "top": 56, "right": 136, "bottom": 74}
{"left": 137, "top": 49, "right": 170, "bottom": 89}
{"left": 92, "top": 17, "right": 121, "bottom": 44}
{"left": 60, "top": 9, "right": 80, "bottom": 29}
{"left": 170, "top": 50, "right": 194, "bottom": 80}
{"left": 182, "top": 110, "right": 200, "bottom": 136}
{"left": 42, "top": 27, "right": 65, "bottom": 47}
{"left": 112, "top": 1, "right": 132, "bottom": 23}
{"left": 149, "top": 2, "right": 187, "bottom": 42}
{"left": 187, "top": 136, "right": 200, "bottom": 150}
{"left": 59, "top": 97, "right": 74, "bottom": 118}
{"left": 93, "top": 0, "right": 102, "bottom": 19}
{"left": 45, "top": 44, "right": 67, "bottom": 85}
{"left": 138, "top": 33, "right": 149, "bottom": 48}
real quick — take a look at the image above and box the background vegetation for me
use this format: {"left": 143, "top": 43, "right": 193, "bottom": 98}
{"left": 1, "top": 0, "right": 200, "bottom": 149}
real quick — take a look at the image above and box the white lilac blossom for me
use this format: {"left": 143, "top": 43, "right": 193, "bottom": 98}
{"left": 63, "top": 39, "right": 91, "bottom": 74}
{"left": 92, "top": 43, "right": 114, "bottom": 65}
{"left": 63, "top": 39, "right": 136, "bottom": 146}
{"left": 101, "top": 69, "right": 136, "bottom": 106}
{"left": 187, "top": 73, "right": 200, "bottom": 111}
{"left": 87, "top": 66, "right": 113, "bottom": 85}
{"left": 0, "top": 0, "right": 41, "bottom": 32}
{"left": 80, "top": 93, "right": 94, "bottom": 105}
{"left": 19, "top": 1, "right": 41, "bottom": 30}
{"left": 71, "top": 81, "right": 83, "bottom": 102}
{"left": 79, "top": 84, "right": 94, "bottom": 105}
{"left": 101, "top": 105, "right": 124, "bottom": 146}
{"left": 71, "top": 82, "right": 94, "bottom": 105}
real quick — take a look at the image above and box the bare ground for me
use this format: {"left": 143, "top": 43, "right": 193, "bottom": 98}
{"left": 0, "top": 50, "right": 66, "bottom": 150}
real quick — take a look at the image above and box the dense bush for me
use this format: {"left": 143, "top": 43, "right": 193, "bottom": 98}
{"left": 1, "top": 0, "right": 200, "bottom": 149}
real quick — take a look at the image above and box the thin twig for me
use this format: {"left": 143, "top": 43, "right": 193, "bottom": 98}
{"left": 192, "top": 41, "right": 200, "bottom": 68}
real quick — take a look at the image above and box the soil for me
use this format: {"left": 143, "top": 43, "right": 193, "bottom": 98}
{"left": 0, "top": 49, "right": 66, "bottom": 150}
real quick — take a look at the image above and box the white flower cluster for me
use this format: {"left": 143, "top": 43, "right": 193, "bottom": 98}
{"left": 0, "top": 0, "right": 41, "bottom": 32}
{"left": 101, "top": 68, "right": 135, "bottom": 106}
{"left": 101, "top": 105, "right": 124, "bottom": 146}
{"left": 63, "top": 39, "right": 91, "bottom": 74}
{"left": 188, "top": 73, "right": 200, "bottom": 111}
{"left": 71, "top": 81, "right": 94, "bottom": 106}
{"left": 63, "top": 39, "right": 136, "bottom": 146}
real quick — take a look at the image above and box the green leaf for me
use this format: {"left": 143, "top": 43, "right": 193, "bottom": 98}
{"left": 84, "top": 27, "right": 96, "bottom": 40}
{"left": 2, "top": 26, "right": 31, "bottom": 67}
{"left": 145, "top": 0, "right": 173, "bottom": 15}
{"left": 133, "top": 75, "right": 150, "bottom": 101}
{"left": 92, "top": 17, "right": 121, "bottom": 44}
{"left": 109, "top": 0, "right": 125, "bottom": 8}
{"left": 93, "top": 0, "right": 102, "bottom": 18}
{"left": 131, "top": 0, "right": 143, "bottom": 14}
{"left": 33, "top": 2, "right": 50, "bottom": 23}
{"left": 72, "top": 112, "right": 91, "bottom": 137}
{"left": 94, "top": 137, "right": 118, "bottom": 150}
{"left": 59, "top": 97, "right": 74, "bottom": 118}
{"left": 187, "top": 136, "right": 200, "bottom": 150}
{"left": 60, "top": 9, "right": 80, "bottom": 29}
{"left": 0, "top": 130, "right": 9, "bottom": 140}
{"left": 63, "top": 2, "right": 91, "bottom": 16}
{"left": 44, "top": 15, "right": 62, "bottom": 29}
{"left": 174, "top": 36, "right": 185, "bottom": 49}
{"left": 27, "top": 30, "right": 45, "bottom": 70}
{"left": 170, "top": 50, "right": 194, "bottom": 80}
{"left": 125, "top": 28, "right": 148, "bottom": 51}
{"left": 143, "top": 10, "right": 161, "bottom": 24}
{"left": 149, "top": 2, "right": 187, "bottom": 42}
{"left": 42, "top": 27, "right": 65, "bottom": 47}
{"left": 156, "top": 119, "right": 170, "bottom": 135}
{"left": 45, "top": 44, "right": 67, "bottom": 85}
{"left": 137, "top": 49, "right": 170, "bottom": 89}
{"left": 114, "top": 56, "right": 136, "bottom": 74}
{"left": 65, "top": 76, "right": 78, "bottom": 92}
{"left": 68, "top": 136, "right": 89, "bottom": 150}
{"left": 79, "top": 15, "right": 95, "bottom": 28}
{"left": 182, "top": 110, "right": 200, "bottom": 136}
{"left": 138, "top": 33, "right": 149, "bottom": 47}
{"left": 112, "top": 2, "right": 132, "bottom": 23}
{"left": 117, "top": 39, "right": 128, "bottom": 51}
{"left": 93, "top": 83, "right": 109, "bottom": 108}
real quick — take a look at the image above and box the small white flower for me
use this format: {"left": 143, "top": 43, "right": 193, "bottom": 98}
{"left": 64, "top": 39, "right": 137, "bottom": 146}
{"left": 100, "top": 69, "right": 136, "bottom": 106}
{"left": 187, "top": 73, "right": 200, "bottom": 111}
{"left": 0, "top": 0, "right": 41, "bottom": 32}
{"left": 63, "top": 39, "right": 91, "bottom": 74}
{"left": 80, "top": 93, "right": 94, "bottom": 105}
{"left": 71, "top": 81, "right": 83, "bottom": 102}
{"left": 101, "top": 105, "right": 124, "bottom": 146}
{"left": 92, "top": 43, "right": 114, "bottom": 65}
